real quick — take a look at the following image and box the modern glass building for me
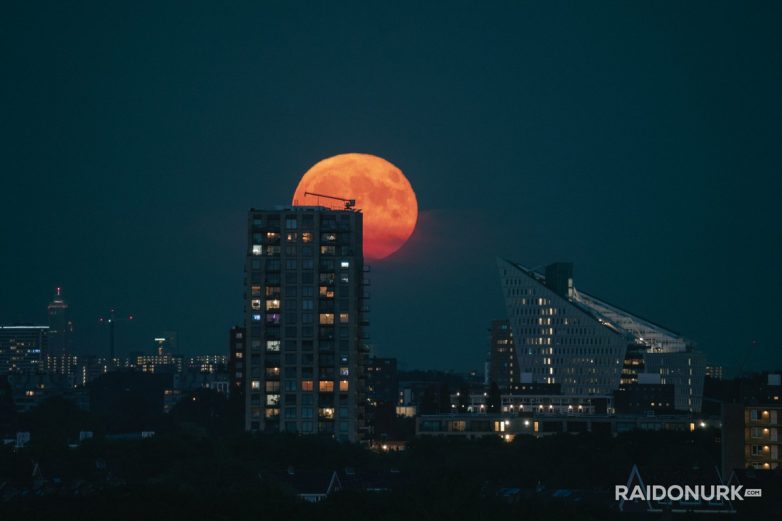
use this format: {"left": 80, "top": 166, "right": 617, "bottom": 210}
{"left": 244, "top": 206, "right": 367, "bottom": 441}
{"left": 498, "top": 259, "right": 704, "bottom": 412}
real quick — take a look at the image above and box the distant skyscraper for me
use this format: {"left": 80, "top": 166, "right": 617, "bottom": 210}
{"left": 498, "top": 259, "right": 705, "bottom": 412}
{"left": 488, "top": 319, "right": 517, "bottom": 392}
{"left": 244, "top": 206, "right": 367, "bottom": 441}
{"left": 47, "top": 287, "right": 72, "bottom": 356}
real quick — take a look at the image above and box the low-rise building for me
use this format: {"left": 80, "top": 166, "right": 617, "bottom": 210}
{"left": 417, "top": 412, "right": 717, "bottom": 439}
{"left": 721, "top": 374, "right": 782, "bottom": 476}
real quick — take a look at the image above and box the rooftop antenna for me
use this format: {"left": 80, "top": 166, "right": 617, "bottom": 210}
{"left": 303, "top": 191, "right": 356, "bottom": 210}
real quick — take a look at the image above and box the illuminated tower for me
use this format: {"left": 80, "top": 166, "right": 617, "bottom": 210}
{"left": 47, "top": 287, "right": 72, "bottom": 356}
{"left": 244, "top": 206, "right": 367, "bottom": 442}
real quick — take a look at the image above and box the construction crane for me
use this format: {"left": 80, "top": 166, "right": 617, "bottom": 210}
{"left": 303, "top": 191, "right": 356, "bottom": 210}
{"left": 98, "top": 309, "right": 134, "bottom": 362}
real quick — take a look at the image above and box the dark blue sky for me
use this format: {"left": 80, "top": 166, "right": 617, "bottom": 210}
{"left": 1, "top": 1, "right": 780, "bottom": 374}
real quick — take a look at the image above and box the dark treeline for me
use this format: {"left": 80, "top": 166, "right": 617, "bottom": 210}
{"left": 0, "top": 392, "right": 731, "bottom": 520}
{"left": 4, "top": 389, "right": 779, "bottom": 520}
{"left": 1, "top": 429, "right": 722, "bottom": 521}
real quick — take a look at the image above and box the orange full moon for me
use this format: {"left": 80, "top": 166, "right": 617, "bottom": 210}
{"left": 292, "top": 153, "right": 418, "bottom": 260}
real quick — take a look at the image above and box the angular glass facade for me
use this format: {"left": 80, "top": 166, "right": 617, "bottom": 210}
{"left": 498, "top": 258, "right": 705, "bottom": 412}
{"left": 499, "top": 259, "right": 627, "bottom": 396}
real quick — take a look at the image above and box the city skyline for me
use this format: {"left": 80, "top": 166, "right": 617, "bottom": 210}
{"left": 2, "top": 2, "right": 780, "bottom": 374}
{"left": 2, "top": 3, "right": 782, "bottom": 518}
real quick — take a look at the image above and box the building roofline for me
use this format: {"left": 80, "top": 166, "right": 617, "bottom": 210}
{"left": 0, "top": 325, "right": 49, "bottom": 330}
{"left": 498, "top": 257, "right": 686, "bottom": 344}
{"left": 249, "top": 206, "right": 361, "bottom": 213}
{"left": 574, "top": 289, "right": 684, "bottom": 339}
{"left": 498, "top": 258, "right": 626, "bottom": 337}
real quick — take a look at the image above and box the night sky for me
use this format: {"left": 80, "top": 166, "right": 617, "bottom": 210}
{"left": 2, "top": 1, "right": 780, "bottom": 374}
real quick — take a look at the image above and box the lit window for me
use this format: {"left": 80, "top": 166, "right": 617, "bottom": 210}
{"left": 319, "top": 380, "right": 334, "bottom": 392}
{"left": 320, "top": 313, "right": 335, "bottom": 325}
{"left": 321, "top": 245, "right": 336, "bottom": 255}
{"left": 286, "top": 232, "right": 297, "bottom": 241}
{"left": 339, "top": 313, "right": 349, "bottom": 324}
{"left": 266, "top": 299, "right": 280, "bottom": 310}
{"left": 301, "top": 380, "right": 314, "bottom": 391}
{"left": 266, "top": 367, "right": 280, "bottom": 377}
{"left": 265, "top": 409, "right": 279, "bottom": 418}
{"left": 340, "top": 260, "right": 350, "bottom": 268}
{"left": 339, "top": 367, "right": 349, "bottom": 376}
{"left": 251, "top": 299, "right": 261, "bottom": 310}
{"left": 251, "top": 380, "right": 261, "bottom": 390}
{"left": 252, "top": 314, "right": 261, "bottom": 322}
{"left": 301, "top": 232, "right": 312, "bottom": 243}
{"left": 266, "top": 232, "right": 279, "bottom": 241}
{"left": 266, "top": 340, "right": 280, "bottom": 352}
{"left": 266, "top": 394, "right": 280, "bottom": 406}
{"left": 265, "top": 381, "right": 280, "bottom": 392}
{"left": 319, "top": 407, "right": 335, "bottom": 419}
{"left": 339, "top": 380, "right": 349, "bottom": 392}
{"left": 252, "top": 245, "right": 262, "bottom": 256}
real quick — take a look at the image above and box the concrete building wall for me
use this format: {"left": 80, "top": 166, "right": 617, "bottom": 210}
{"left": 244, "top": 207, "right": 366, "bottom": 442}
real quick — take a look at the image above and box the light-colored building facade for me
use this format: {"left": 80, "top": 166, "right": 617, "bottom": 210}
{"left": 498, "top": 259, "right": 627, "bottom": 396}
{"left": 498, "top": 259, "right": 705, "bottom": 412}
